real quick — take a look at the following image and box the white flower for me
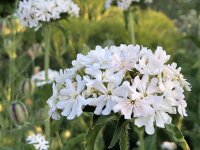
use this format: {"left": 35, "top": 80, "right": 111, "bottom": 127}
{"left": 159, "top": 77, "right": 187, "bottom": 116}
{"left": 135, "top": 115, "right": 155, "bottom": 134}
{"left": 117, "top": 0, "right": 139, "bottom": 11}
{"left": 135, "top": 96, "right": 175, "bottom": 134}
{"left": 105, "top": 0, "right": 152, "bottom": 10}
{"left": 113, "top": 81, "right": 135, "bottom": 119}
{"left": 68, "top": 1, "right": 80, "bottom": 17}
{"left": 114, "top": 76, "right": 157, "bottom": 119}
{"left": 34, "top": 0, "right": 56, "bottom": 22}
{"left": 135, "top": 47, "right": 170, "bottom": 75}
{"left": 114, "top": 75, "right": 176, "bottom": 134}
{"left": 161, "top": 141, "right": 177, "bottom": 150}
{"left": 17, "top": 0, "right": 80, "bottom": 28}
{"left": 74, "top": 46, "right": 112, "bottom": 70}
{"left": 111, "top": 44, "right": 140, "bottom": 71}
{"left": 47, "top": 44, "right": 190, "bottom": 134}
{"left": 105, "top": 0, "right": 113, "bottom": 9}
{"left": 163, "top": 62, "right": 191, "bottom": 91}
{"left": 154, "top": 47, "right": 170, "bottom": 64}
{"left": 55, "top": 68, "right": 78, "bottom": 84}
{"left": 17, "top": 0, "right": 39, "bottom": 28}
{"left": 56, "top": 75, "right": 87, "bottom": 120}
{"left": 47, "top": 83, "right": 60, "bottom": 120}
{"left": 26, "top": 133, "right": 49, "bottom": 150}
{"left": 31, "top": 69, "right": 59, "bottom": 87}
{"left": 87, "top": 70, "right": 125, "bottom": 115}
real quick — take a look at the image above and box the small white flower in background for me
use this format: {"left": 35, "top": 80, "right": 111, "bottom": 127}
{"left": 26, "top": 133, "right": 49, "bottom": 150}
{"left": 117, "top": 0, "right": 138, "bottom": 10}
{"left": 105, "top": 0, "right": 152, "bottom": 10}
{"left": 105, "top": 0, "right": 113, "bottom": 9}
{"left": 161, "top": 141, "right": 177, "bottom": 150}
{"left": 17, "top": 0, "right": 80, "bottom": 28}
{"left": 47, "top": 44, "right": 191, "bottom": 135}
{"left": 31, "top": 69, "right": 59, "bottom": 87}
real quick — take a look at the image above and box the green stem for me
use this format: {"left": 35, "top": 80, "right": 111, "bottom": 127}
{"left": 9, "top": 57, "right": 15, "bottom": 101}
{"left": 79, "top": 117, "right": 88, "bottom": 130}
{"left": 138, "top": 129, "right": 145, "bottom": 150}
{"left": 129, "top": 7, "right": 136, "bottom": 44}
{"left": 44, "top": 26, "right": 51, "bottom": 81}
{"left": 56, "top": 132, "right": 63, "bottom": 149}
{"left": 44, "top": 24, "right": 51, "bottom": 141}
{"left": 198, "top": 13, "right": 200, "bottom": 39}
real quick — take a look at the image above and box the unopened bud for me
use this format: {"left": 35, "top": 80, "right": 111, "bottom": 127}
{"left": 9, "top": 101, "right": 28, "bottom": 125}
{"left": 20, "top": 79, "right": 36, "bottom": 97}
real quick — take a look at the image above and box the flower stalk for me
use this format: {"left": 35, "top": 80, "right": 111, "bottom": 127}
{"left": 138, "top": 129, "right": 145, "bottom": 150}
{"left": 9, "top": 57, "right": 15, "bottom": 101}
{"left": 43, "top": 24, "right": 51, "bottom": 141}
{"left": 128, "top": 7, "right": 136, "bottom": 44}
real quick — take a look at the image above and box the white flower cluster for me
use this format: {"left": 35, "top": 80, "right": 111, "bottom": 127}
{"left": 17, "top": 0, "right": 80, "bottom": 28}
{"left": 47, "top": 44, "right": 191, "bottom": 134}
{"left": 105, "top": 0, "right": 153, "bottom": 10}
{"left": 31, "top": 69, "right": 59, "bottom": 87}
{"left": 26, "top": 133, "right": 49, "bottom": 150}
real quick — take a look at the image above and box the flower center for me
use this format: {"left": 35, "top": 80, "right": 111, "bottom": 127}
{"left": 71, "top": 93, "right": 78, "bottom": 99}
{"left": 143, "top": 93, "right": 148, "bottom": 97}
{"left": 107, "top": 91, "right": 112, "bottom": 95}
{"left": 128, "top": 99, "right": 135, "bottom": 105}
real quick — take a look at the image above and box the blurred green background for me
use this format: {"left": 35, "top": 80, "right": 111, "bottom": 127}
{"left": 0, "top": 0, "right": 200, "bottom": 149}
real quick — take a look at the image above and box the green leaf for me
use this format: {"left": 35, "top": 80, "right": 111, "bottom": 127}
{"left": 119, "top": 122, "right": 129, "bottom": 150}
{"left": 185, "top": 35, "right": 200, "bottom": 47}
{"left": 65, "top": 133, "right": 85, "bottom": 150}
{"left": 108, "top": 116, "right": 126, "bottom": 149}
{"left": 92, "top": 114, "right": 100, "bottom": 126}
{"left": 96, "top": 115, "right": 118, "bottom": 126}
{"left": 144, "top": 133, "right": 157, "bottom": 150}
{"left": 0, "top": 147, "right": 14, "bottom": 150}
{"left": 165, "top": 123, "right": 190, "bottom": 150}
{"left": 85, "top": 124, "right": 105, "bottom": 150}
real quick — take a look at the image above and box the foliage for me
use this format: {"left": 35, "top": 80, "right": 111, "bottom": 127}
{"left": 134, "top": 8, "right": 180, "bottom": 52}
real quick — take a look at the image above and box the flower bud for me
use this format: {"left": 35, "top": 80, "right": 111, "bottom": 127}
{"left": 20, "top": 79, "right": 36, "bottom": 97}
{"left": 9, "top": 101, "right": 28, "bottom": 125}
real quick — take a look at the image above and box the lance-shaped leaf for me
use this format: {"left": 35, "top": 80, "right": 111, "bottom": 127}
{"left": 65, "top": 134, "right": 85, "bottom": 150}
{"left": 85, "top": 124, "right": 105, "bottom": 150}
{"left": 119, "top": 122, "right": 129, "bottom": 150}
{"left": 96, "top": 115, "right": 118, "bottom": 126}
{"left": 108, "top": 116, "right": 127, "bottom": 149}
{"left": 85, "top": 114, "right": 119, "bottom": 150}
{"left": 165, "top": 123, "right": 190, "bottom": 150}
